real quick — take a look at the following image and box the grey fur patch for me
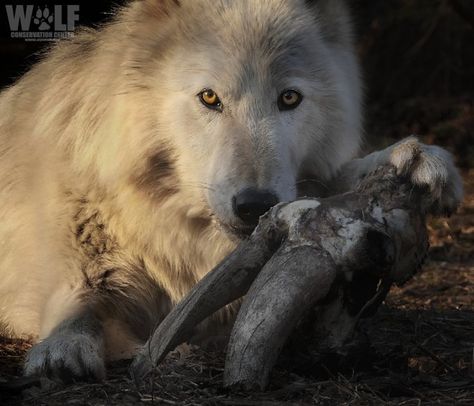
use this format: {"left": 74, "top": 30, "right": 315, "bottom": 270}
{"left": 52, "top": 311, "right": 103, "bottom": 339}
{"left": 133, "top": 144, "right": 180, "bottom": 200}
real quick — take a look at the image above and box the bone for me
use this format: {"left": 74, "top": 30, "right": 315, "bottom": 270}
{"left": 131, "top": 166, "right": 429, "bottom": 390}
{"left": 224, "top": 244, "right": 336, "bottom": 390}
{"left": 130, "top": 221, "right": 281, "bottom": 381}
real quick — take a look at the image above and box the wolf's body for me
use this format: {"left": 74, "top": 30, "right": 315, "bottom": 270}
{"left": 0, "top": 0, "right": 462, "bottom": 379}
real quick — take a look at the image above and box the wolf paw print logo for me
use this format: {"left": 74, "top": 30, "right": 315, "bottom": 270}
{"left": 34, "top": 7, "right": 53, "bottom": 31}
{"left": 5, "top": 4, "right": 79, "bottom": 41}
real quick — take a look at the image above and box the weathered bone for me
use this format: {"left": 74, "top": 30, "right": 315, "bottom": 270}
{"left": 131, "top": 166, "right": 429, "bottom": 390}
{"left": 224, "top": 244, "right": 336, "bottom": 390}
{"left": 131, "top": 219, "right": 282, "bottom": 380}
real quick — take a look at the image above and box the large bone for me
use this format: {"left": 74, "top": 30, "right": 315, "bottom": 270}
{"left": 131, "top": 219, "right": 283, "bottom": 380}
{"left": 131, "top": 166, "right": 429, "bottom": 390}
{"left": 224, "top": 244, "right": 336, "bottom": 389}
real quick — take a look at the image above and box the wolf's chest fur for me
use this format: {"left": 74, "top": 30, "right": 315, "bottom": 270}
{"left": 73, "top": 200, "right": 116, "bottom": 260}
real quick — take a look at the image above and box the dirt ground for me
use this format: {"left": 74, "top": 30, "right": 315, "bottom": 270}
{"left": 0, "top": 171, "right": 472, "bottom": 405}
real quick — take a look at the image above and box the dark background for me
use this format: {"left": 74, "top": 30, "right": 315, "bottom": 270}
{"left": 0, "top": 0, "right": 473, "bottom": 166}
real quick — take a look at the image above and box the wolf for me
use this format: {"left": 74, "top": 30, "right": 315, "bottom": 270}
{"left": 0, "top": 0, "right": 462, "bottom": 381}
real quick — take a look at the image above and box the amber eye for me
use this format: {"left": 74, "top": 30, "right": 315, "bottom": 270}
{"left": 199, "top": 89, "right": 223, "bottom": 112}
{"left": 278, "top": 89, "right": 303, "bottom": 111}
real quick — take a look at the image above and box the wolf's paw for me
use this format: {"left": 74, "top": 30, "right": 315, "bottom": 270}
{"left": 24, "top": 332, "right": 105, "bottom": 382}
{"left": 390, "top": 137, "right": 463, "bottom": 215}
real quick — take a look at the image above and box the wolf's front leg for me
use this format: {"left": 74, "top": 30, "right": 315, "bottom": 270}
{"left": 24, "top": 310, "right": 106, "bottom": 381}
{"left": 336, "top": 137, "right": 463, "bottom": 215}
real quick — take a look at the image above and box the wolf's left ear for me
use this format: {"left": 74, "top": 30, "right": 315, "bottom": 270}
{"left": 305, "top": 0, "right": 354, "bottom": 46}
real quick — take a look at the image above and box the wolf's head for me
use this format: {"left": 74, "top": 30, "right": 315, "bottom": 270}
{"left": 118, "top": 0, "right": 362, "bottom": 239}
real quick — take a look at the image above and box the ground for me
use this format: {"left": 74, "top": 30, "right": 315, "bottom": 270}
{"left": 0, "top": 171, "right": 472, "bottom": 405}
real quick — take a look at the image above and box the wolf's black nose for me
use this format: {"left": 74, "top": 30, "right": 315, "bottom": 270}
{"left": 232, "top": 188, "right": 279, "bottom": 226}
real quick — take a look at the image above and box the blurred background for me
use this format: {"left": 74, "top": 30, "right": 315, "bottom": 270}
{"left": 356, "top": 0, "right": 473, "bottom": 169}
{"left": 0, "top": 0, "right": 472, "bottom": 167}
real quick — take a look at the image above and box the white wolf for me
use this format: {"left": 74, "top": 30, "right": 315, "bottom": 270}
{"left": 0, "top": 0, "right": 462, "bottom": 380}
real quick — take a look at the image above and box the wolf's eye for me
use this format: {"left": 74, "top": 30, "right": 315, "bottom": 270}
{"left": 278, "top": 90, "right": 303, "bottom": 111}
{"left": 199, "top": 89, "right": 223, "bottom": 112}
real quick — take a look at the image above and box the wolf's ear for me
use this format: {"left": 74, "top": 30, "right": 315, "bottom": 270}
{"left": 305, "top": 0, "right": 354, "bottom": 46}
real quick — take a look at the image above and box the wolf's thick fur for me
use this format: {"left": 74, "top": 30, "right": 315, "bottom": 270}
{"left": 0, "top": 0, "right": 462, "bottom": 379}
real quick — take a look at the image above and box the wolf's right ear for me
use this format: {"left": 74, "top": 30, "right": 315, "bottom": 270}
{"left": 305, "top": 0, "right": 354, "bottom": 46}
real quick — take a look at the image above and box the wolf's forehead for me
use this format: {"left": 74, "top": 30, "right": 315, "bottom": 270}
{"left": 221, "top": 49, "right": 316, "bottom": 99}
{"left": 203, "top": 0, "right": 314, "bottom": 51}
{"left": 178, "top": 0, "right": 319, "bottom": 88}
